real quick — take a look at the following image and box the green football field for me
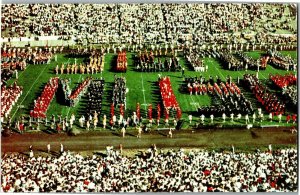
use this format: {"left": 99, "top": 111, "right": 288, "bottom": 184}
{"left": 7, "top": 50, "right": 297, "bottom": 130}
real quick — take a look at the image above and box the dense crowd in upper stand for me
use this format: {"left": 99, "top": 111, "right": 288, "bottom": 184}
{"left": 1, "top": 82, "right": 23, "bottom": 122}
{"left": 86, "top": 79, "right": 105, "bottom": 117}
{"left": 1, "top": 4, "right": 297, "bottom": 45}
{"left": 267, "top": 49, "right": 296, "bottom": 71}
{"left": 1, "top": 147, "right": 297, "bottom": 192}
{"left": 119, "top": 4, "right": 165, "bottom": 45}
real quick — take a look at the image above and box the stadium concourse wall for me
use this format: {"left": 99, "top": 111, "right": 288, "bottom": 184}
{"left": 1, "top": 33, "right": 297, "bottom": 49}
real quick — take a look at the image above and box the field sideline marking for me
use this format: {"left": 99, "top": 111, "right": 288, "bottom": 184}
{"left": 11, "top": 64, "right": 49, "bottom": 119}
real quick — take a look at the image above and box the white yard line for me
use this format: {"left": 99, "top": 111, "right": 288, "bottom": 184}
{"left": 237, "top": 71, "right": 244, "bottom": 78}
{"left": 17, "top": 64, "right": 30, "bottom": 79}
{"left": 258, "top": 71, "right": 267, "bottom": 79}
{"left": 208, "top": 59, "right": 226, "bottom": 80}
{"left": 268, "top": 65, "right": 281, "bottom": 75}
{"left": 11, "top": 64, "right": 48, "bottom": 119}
{"left": 140, "top": 74, "right": 147, "bottom": 109}
{"left": 190, "top": 95, "right": 198, "bottom": 110}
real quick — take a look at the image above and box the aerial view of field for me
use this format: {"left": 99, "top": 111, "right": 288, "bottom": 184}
{"left": 1, "top": 3, "right": 298, "bottom": 193}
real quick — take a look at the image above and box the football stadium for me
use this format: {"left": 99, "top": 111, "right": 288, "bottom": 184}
{"left": 1, "top": 3, "right": 298, "bottom": 192}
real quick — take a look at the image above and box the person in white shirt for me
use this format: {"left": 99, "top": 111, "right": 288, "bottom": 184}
{"left": 222, "top": 113, "right": 226, "bottom": 123}
{"left": 188, "top": 115, "right": 193, "bottom": 124}
{"left": 245, "top": 114, "right": 249, "bottom": 124}
{"left": 121, "top": 127, "right": 126, "bottom": 137}
{"left": 252, "top": 112, "right": 256, "bottom": 123}
{"left": 278, "top": 113, "right": 282, "bottom": 123}
{"left": 210, "top": 114, "right": 214, "bottom": 123}
{"left": 47, "top": 143, "right": 50, "bottom": 153}
{"left": 200, "top": 114, "right": 205, "bottom": 124}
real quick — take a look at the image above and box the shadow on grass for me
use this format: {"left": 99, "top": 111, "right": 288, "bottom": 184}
{"left": 20, "top": 152, "right": 29, "bottom": 157}
{"left": 157, "top": 131, "right": 167, "bottom": 137}
{"left": 41, "top": 128, "right": 57, "bottom": 135}
{"left": 250, "top": 130, "right": 259, "bottom": 139}
{"left": 94, "top": 151, "right": 107, "bottom": 158}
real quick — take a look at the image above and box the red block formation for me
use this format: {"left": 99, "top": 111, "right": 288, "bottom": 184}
{"left": 30, "top": 77, "right": 59, "bottom": 118}
{"left": 69, "top": 78, "right": 91, "bottom": 100}
{"left": 116, "top": 51, "right": 127, "bottom": 72}
{"left": 270, "top": 73, "right": 297, "bottom": 89}
{"left": 159, "top": 77, "right": 181, "bottom": 119}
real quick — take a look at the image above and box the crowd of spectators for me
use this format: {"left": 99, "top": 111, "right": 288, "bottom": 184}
{"left": 1, "top": 147, "right": 297, "bottom": 192}
{"left": 1, "top": 82, "right": 23, "bottom": 122}
{"left": 30, "top": 77, "right": 59, "bottom": 119}
{"left": 1, "top": 4, "right": 297, "bottom": 46}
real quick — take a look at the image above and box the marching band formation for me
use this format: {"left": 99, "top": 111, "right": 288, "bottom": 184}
{"left": 116, "top": 51, "right": 127, "bottom": 72}
{"left": 86, "top": 79, "right": 105, "bottom": 117}
{"left": 1, "top": 82, "right": 23, "bottom": 122}
{"left": 135, "top": 50, "right": 181, "bottom": 72}
{"left": 243, "top": 74, "right": 285, "bottom": 116}
{"left": 0, "top": 3, "right": 298, "bottom": 193}
{"left": 159, "top": 77, "right": 182, "bottom": 121}
{"left": 267, "top": 49, "right": 296, "bottom": 71}
{"left": 30, "top": 77, "right": 59, "bottom": 119}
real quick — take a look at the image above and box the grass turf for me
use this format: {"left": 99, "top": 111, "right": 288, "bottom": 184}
{"left": 7, "top": 50, "right": 297, "bottom": 131}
